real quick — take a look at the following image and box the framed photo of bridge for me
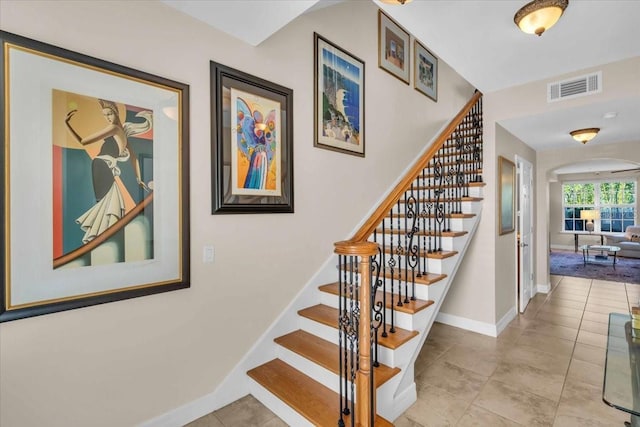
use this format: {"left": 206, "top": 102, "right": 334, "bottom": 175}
{"left": 498, "top": 156, "right": 515, "bottom": 235}
{"left": 0, "top": 31, "right": 190, "bottom": 322}
{"left": 314, "top": 33, "right": 365, "bottom": 157}
{"left": 210, "top": 61, "right": 294, "bottom": 214}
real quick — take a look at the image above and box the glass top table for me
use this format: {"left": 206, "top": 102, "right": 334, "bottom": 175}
{"left": 579, "top": 245, "right": 621, "bottom": 268}
{"left": 603, "top": 313, "right": 640, "bottom": 427}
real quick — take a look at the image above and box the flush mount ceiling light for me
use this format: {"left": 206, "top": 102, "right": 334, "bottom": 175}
{"left": 514, "top": 0, "right": 569, "bottom": 36}
{"left": 379, "top": 0, "right": 413, "bottom": 4}
{"left": 570, "top": 128, "right": 600, "bottom": 144}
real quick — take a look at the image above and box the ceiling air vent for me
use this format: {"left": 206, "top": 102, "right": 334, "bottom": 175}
{"left": 547, "top": 71, "right": 602, "bottom": 102}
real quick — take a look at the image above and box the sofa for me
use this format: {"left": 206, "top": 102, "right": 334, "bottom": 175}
{"left": 606, "top": 226, "right": 640, "bottom": 258}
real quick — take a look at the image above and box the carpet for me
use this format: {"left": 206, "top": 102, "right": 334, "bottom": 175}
{"left": 549, "top": 250, "right": 640, "bottom": 284}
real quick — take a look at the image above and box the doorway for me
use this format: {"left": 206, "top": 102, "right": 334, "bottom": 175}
{"left": 517, "top": 156, "right": 534, "bottom": 313}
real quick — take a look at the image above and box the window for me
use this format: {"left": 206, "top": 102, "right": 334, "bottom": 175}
{"left": 562, "top": 180, "right": 636, "bottom": 232}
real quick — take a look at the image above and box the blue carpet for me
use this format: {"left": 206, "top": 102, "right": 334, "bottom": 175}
{"left": 550, "top": 250, "right": 640, "bottom": 284}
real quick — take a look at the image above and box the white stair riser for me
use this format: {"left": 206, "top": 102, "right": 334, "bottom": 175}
{"left": 369, "top": 234, "right": 465, "bottom": 252}
{"left": 377, "top": 216, "right": 473, "bottom": 234}
{"left": 392, "top": 200, "right": 479, "bottom": 215}
{"left": 319, "top": 291, "right": 431, "bottom": 331}
{"left": 276, "top": 345, "right": 340, "bottom": 393}
{"left": 248, "top": 379, "right": 315, "bottom": 427}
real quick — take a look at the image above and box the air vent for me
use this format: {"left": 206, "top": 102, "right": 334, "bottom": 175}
{"left": 547, "top": 71, "right": 602, "bottom": 102}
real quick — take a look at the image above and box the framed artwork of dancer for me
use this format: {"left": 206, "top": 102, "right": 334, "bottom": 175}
{"left": 0, "top": 31, "right": 190, "bottom": 322}
{"left": 210, "top": 61, "right": 294, "bottom": 214}
{"left": 314, "top": 33, "right": 365, "bottom": 157}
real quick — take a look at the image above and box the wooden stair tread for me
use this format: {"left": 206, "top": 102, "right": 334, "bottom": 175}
{"left": 336, "top": 263, "right": 447, "bottom": 286}
{"left": 379, "top": 247, "right": 458, "bottom": 260}
{"left": 399, "top": 196, "right": 483, "bottom": 203}
{"left": 411, "top": 182, "right": 486, "bottom": 190}
{"left": 374, "top": 228, "right": 468, "bottom": 237}
{"left": 248, "top": 359, "right": 393, "bottom": 427}
{"left": 386, "top": 212, "right": 476, "bottom": 219}
{"left": 299, "top": 304, "right": 419, "bottom": 349}
{"left": 378, "top": 267, "right": 447, "bottom": 285}
{"left": 275, "top": 330, "right": 400, "bottom": 388}
{"left": 319, "top": 282, "right": 435, "bottom": 314}
{"left": 423, "top": 170, "right": 482, "bottom": 178}
{"left": 384, "top": 248, "right": 458, "bottom": 260}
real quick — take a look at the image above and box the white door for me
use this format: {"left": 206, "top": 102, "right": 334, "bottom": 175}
{"left": 517, "top": 157, "right": 534, "bottom": 313}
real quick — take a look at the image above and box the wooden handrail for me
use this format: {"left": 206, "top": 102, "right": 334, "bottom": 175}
{"left": 349, "top": 91, "right": 482, "bottom": 243}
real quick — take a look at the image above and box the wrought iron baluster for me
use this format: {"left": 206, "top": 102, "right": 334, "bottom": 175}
{"left": 405, "top": 185, "right": 418, "bottom": 302}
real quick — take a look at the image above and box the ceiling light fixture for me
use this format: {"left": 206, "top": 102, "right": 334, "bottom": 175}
{"left": 570, "top": 128, "right": 600, "bottom": 144}
{"left": 379, "top": 0, "right": 413, "bottom": 4}
{"left": 514, "top": 0, "right": 569, "bottom": 36}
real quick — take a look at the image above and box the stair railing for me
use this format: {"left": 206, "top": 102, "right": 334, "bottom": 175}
{"left": 334, "top": 90, "right": 483, "bottom": 426}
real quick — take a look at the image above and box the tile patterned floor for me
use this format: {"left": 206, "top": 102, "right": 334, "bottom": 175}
{"left": 188, "top": 275, "right": 640, "bottom": 426}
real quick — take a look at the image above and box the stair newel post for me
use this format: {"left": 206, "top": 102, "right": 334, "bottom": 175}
{"left": 334, "top": 241, "right": 379, "bottom": 427}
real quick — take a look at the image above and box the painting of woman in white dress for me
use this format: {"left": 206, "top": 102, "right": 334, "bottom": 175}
{"left": 52, "top": 90, "right": 154, "bottom": 268}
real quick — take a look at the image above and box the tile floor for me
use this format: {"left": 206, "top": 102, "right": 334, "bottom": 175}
{"left": 188, "top": 275, "right": 640, "bottom": 426}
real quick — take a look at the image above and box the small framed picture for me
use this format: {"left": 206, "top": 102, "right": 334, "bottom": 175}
{"left": 314, "top": 33, "right": 365, "bottom": 157}
{"left": 378, "top": 10, "right": 410, "bottom": 84}
{"left": 414, "top": 40, "right": 438, "bottom": 101}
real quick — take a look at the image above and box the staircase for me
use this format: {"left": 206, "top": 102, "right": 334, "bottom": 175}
{"left": 246, "top": 92, "right": 483, "bottom": 426}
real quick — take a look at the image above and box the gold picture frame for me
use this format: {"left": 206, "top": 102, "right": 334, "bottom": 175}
{"left": 498, "top": 156, "right": 515, "bottom": 235}
{"left": 1, "top": 30, "right": 190, "bottom": 322}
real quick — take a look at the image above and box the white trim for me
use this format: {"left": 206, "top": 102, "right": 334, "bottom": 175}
{"left": 496, "top": 306, "right": 518, "bottom": 335}
{"left": 536, "top": 283, "right": 551, "bottom": 294}
{"left": 137, "top": 391, "right": 234, "bottom": 427}
{"left": 550, "top": 244, "right": 575, "bottom": 251}
{"left": 436, "top": 306, "right": 517, "bottom": 338}
{"left": 435, "top": 312, "right": 496, "bottom": 337}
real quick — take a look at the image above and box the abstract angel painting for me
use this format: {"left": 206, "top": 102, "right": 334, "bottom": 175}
{"left": 230, "top": 88, "right": 282, "bottom": 197}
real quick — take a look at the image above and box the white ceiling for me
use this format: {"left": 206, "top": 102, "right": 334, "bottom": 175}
{"left": 161, "top": 0, "right": 640, "bottom": 172}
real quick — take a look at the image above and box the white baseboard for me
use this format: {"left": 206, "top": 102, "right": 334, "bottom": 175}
{"left": 436, "top": 306, "right": 517, "bottom": 338}
{"left": 536, "top": 283, "right": 551, "bottom": 294}
{"left": 495, "top": 306, "right": 518, "bottom": 335}
{"left": 436, "top": 312, "right": 496, "bottom": 336}
{"left": 137, "top": 390, "right": 237, "bottom": 427}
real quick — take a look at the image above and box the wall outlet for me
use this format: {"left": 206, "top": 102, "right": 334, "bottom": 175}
{"left": 203, "top": 246, "right": 215, "bottom": 264}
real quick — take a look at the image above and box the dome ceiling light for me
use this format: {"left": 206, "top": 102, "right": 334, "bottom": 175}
{"left": 570, "top": 128, "right": 600, "bottom": 144}
{"left": 514, "top": 0, "right": 569, "bottom": 36}
{"left": 379, "top": 0, "right": 413, "bottom": 4}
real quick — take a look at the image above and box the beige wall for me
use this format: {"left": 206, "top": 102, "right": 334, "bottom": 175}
{"left": 0, "top": 1, "right": 475, "bottom": 426}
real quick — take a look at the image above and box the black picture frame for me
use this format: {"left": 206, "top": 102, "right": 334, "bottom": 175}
{"left": 0, "top": 31, "right": 190, "bottom": 322}
{"left": 210, "top": 61, "right": 294, "bottom": 214}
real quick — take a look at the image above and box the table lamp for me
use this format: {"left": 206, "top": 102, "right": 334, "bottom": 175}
{"left": 580, "top": 210, "right": 599, "bottom": 232}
